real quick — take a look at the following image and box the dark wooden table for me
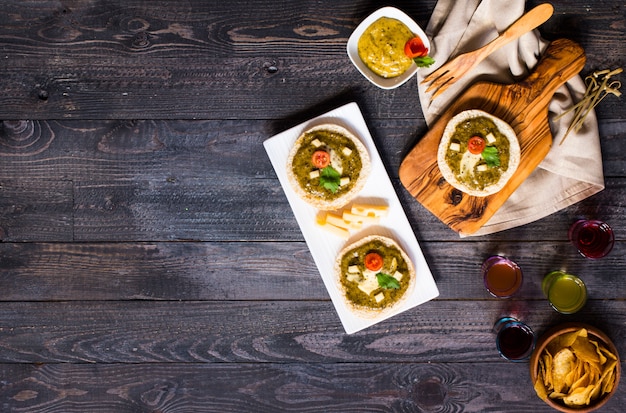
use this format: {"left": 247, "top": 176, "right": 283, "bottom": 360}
{"left": 0, "top": 1, "right": 623, "bottom": 411}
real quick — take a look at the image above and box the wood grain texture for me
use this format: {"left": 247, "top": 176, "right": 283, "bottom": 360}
{"left": 0, "top": 300, "right": 623, "bottom": 364}
{"left": 0, "top": 240, "right": 623, "bottom": 301}
{"left": 4, "top": 361, "right": 622, "bottom": 413}
{"left": 0, "top": 1, "right": 622, "bottom": 120}
{"left": 0, "top": 0, "right": 624, "bottom": 412}
{"left": 399, "top": 39, "right": 586, "bottom": 235}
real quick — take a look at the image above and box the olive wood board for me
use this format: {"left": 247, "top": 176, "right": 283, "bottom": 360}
{"left": 399, "top": 39, "right": 586, "bottom": 235}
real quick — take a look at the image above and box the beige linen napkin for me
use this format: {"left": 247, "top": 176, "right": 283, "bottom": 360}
{"left": 417, "top": 0, "right": 605, "bottom": 236}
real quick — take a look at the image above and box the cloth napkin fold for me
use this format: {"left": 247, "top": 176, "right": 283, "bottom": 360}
{"left": 417, "top": 0, "right": 605, "bottom": 236}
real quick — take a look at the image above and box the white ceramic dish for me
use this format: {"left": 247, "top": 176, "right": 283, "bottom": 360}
{"left": 347, "top": 7, "right": 430, "bottom": 89}
{"left": 264, "top": 102, "right": 439, "bottom": 334}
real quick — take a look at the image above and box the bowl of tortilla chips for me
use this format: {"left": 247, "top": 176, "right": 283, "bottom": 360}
{"left": 530, "top": 323, "right": 620, "bottom": 412}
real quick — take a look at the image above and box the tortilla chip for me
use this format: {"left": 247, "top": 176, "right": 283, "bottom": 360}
{"left": 553, "top": 348, "right": 576, "bottom": 393}
{"left": 534, "top": 377, "right": 549, "bottom": 401}
{"left": 563, "top": 385, "right": 594, "bottom": 406}
{"left": 534, "top": 328, "right": 619, "bottom": 408}
{"left": 572, "top": 336, "right": 601, "bottom": 365}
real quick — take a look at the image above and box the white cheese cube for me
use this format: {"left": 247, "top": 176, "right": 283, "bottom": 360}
{"left": 357, "top": 270, "right": 380, "bottom": 295}
{"left": 486, "top": 133, "right": 496, "bottom": 144}
{"left": 309, "top": 170, "right": 320, "bottom": 179}
{"left": 358, "top": 283, "right": 376, "bottom": 295}
{"left": 393, "top": 271, "right": 403, "bottom": 281}
{"left": 476, "top": 164, "right": 488, "bottom": 172}
{"left": 374, "top": 292, "right": 385, "bottom": 303}
{"left": 449, "top": 142, "right": 461, "bottom": 152}
{"left": 347, "top": 273, "right": 360, "bottom": 282}
{"left": 348, "top": 265, "right": 360, "bottom": 274}
{"left": 339, "top": 177, "right": 350, "bottom": 186}
{"left": 311, "top": 138, "right": 322, "bottom": 147}
{"left": 342, "top": 147, "right": 352, "bottom": 156}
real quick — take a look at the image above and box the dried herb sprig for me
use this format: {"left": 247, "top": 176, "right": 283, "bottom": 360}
{"left": 555, "top": 68, "right": 622, "bottom": 145}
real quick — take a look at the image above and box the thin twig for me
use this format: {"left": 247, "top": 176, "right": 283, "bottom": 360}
{"left": 556, "top": 68, "right": 622, "bottom": 145}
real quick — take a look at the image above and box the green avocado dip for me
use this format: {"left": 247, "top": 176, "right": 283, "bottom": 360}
{"left": 291, "top": 129, "right": 363, "bottom": 201}
{"left": 357, "top": 17, "right": 414, "bottom": 78}
{"left": 339, "top": 239, "right": 411, "bottom": 310}
{"left": 444, "top": 116, "right": 511, "bottom": 190}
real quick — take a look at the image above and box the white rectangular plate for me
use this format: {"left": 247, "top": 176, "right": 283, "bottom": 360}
{"left": 264, "top": 102, "right": 439, "bottom": 334}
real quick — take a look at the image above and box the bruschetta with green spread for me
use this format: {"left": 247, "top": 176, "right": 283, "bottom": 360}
{"left": 286, "top": 124, "right": 370, "bottom": 210}
{"left": 437, "top": 110, "right": 520, "bottom": 197}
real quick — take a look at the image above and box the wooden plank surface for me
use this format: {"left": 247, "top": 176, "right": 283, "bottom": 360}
{"left": 0, "top": 0, "right": 624, "bottom": 412}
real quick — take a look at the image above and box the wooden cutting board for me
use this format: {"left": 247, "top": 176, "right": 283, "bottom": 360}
{"left": 399, "top": 39, "right": 586, "bottom": 235}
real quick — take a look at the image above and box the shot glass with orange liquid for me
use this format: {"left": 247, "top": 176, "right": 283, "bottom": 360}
{"left": 482, "top": 255, "right": 523, "bottom": 298}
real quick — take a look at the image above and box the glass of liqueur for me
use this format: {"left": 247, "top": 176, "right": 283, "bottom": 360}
{"left": 569, "top": 219, "right": 614, "bottom": 259}
{"left": 542, "top": 271, "right": 587, "bottom": 314}
{"left": 493, "top": 317, "right": 535, "bottom": 361}
{"left": 482, "top": 256, "right": 522, "bottom": 298}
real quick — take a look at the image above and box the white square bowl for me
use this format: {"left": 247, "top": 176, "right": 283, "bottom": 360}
{"left": 347, "top": 7, "right": 430, "bottom": 89}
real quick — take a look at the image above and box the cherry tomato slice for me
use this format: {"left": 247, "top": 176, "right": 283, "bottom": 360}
{"left": 311, "top": 150, "right": 330, "bottom": 168}
{"left": 364, "top": 252, "right": 384, "bottom": 272}
{"left": 404, "top": 37, "right": 428, "bottom": 59}
{"left": 467, "top": 136, "right": 486, "bottom": 154}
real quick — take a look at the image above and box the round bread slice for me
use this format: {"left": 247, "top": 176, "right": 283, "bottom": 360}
{"left": 335, "top": 235, "right": 415, "bottom": 318}
{"left": 286, "top": 124, "right": 370, "bottom": 210}
{"left": 437, "top": 110, "right": 520, "bottom": 197}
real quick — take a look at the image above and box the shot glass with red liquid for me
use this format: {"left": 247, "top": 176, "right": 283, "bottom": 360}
{"left": 493, "top": 317, "right": 535, "bottom": 362}
{"left": 569, "top": 219, "right": 614, "bottom": 259}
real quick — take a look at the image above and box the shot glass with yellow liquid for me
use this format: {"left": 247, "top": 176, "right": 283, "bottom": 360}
{"left": 542, "top": 271, "right": 587, "bottom": 314}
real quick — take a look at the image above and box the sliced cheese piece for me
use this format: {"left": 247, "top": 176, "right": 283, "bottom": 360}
{"left": 339, "top": 177, "right": 350, "bottom": 186}
{"left": 459, "top": 151, "right": 482, "bottom": 179}
{"left": 316, "top": 218, "right": 350, "bottom": 238}
{"left": 348, "top": 265, "right": 360, "bottom": 274}
{"left": 342, "top": 147, "right": 352, "bottom": 156}
{"left": 309, "top": 170, "right": 320, "bottom": 179}
{"left": 342, "top": 211, "right": 380, "bottom": 224}
{"left": 357, "top": 269, "right": 380, "bottom": 295}
{"left": 486, "top": 133, "right": 496, "bottom": 144}
{"left": 311, "top": 138, "right": 322, "bottom": 148}
{"left": 393, "top": 271, "right": 403, "bottom": 281}
{"left": 449, "top": 142, "right": 461, "bottom": 152}
{"left": 374, "top": 292, "right": 385, "bottom": 303}
{"left": 476, "top": 164, "right": 488, "bottom": 172}
{"left": 329, "top": 149, "right": 343, "bottom": 175}
{"left": 389, "top": 257, "right": 397, "bottom": 274}
{"left": 326, "top": 213, "right": 362, "bottom": 230}
{"left": 351, "top": 203, "right": 389, "bottom": 218}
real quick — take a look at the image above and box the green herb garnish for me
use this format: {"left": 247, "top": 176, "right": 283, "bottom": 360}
{"left": 481, "top": 146, "right": 500, "bottom": 167}
{"left": 413, "top": 56, "right": 436, "bottom": 68}
{"left": 319, "top": 166, "right": 341, "bottom": 193}
{"left": 376, "top": 273, "right": 400, "bottom": 290}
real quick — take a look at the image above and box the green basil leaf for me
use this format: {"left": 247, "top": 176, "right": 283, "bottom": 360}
{"left": 376, "top": 273, "right": 401, "bottom": 290}
{"left": 319, "top": 166, "right": 341, "bottom": 193}
{"left": 413, "top": 56, "right": 435, "bottom": 68}
{"left": 481, "top": 146, "right": 500, "bottom": 167}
